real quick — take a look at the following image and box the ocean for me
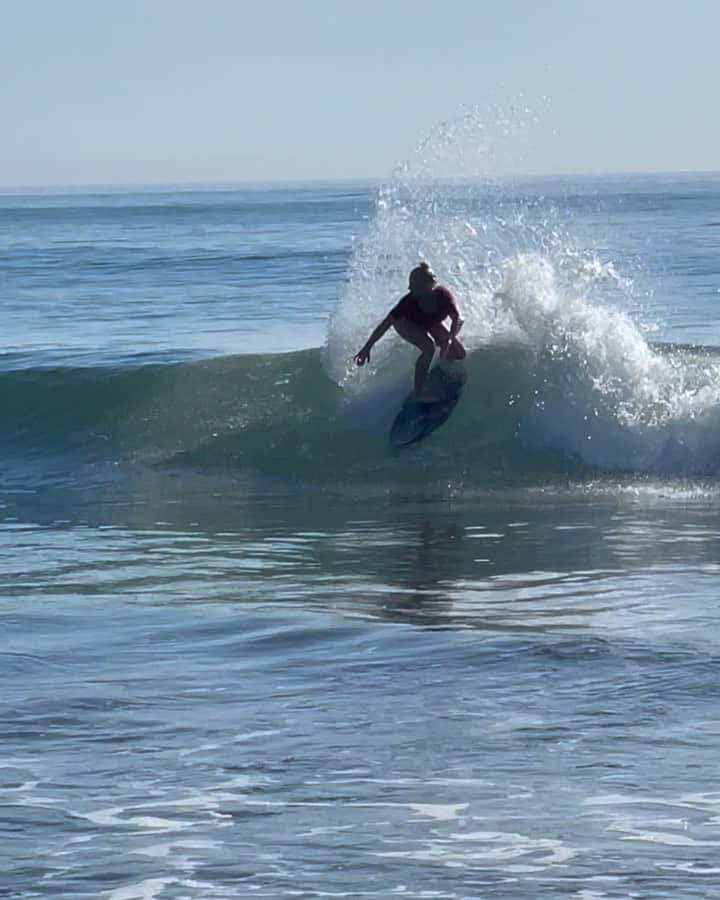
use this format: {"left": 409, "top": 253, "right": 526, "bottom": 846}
{"left": 3, "top": 165, "right": 720, "bottom": 898}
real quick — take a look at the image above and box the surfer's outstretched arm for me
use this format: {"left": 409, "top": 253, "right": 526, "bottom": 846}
{"left": 354, "top": 316, "right": 393, "bottom": 366}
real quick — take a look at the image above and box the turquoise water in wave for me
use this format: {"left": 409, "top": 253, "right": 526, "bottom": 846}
{"left": 4, "top": 172, "right": 720, "bottom": 898}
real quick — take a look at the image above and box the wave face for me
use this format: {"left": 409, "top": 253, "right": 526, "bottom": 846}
{"left": 3, "top": 333, "right": 720, "bottom": 484}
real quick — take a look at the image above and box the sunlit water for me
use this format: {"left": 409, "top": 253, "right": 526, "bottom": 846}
{"left": 3, "top": 162, "right": 720, "bottom": 897}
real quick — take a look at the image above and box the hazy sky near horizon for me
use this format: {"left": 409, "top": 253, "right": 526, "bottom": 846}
{"left": 1, "top": 0, "right": 718, "bottom": 186}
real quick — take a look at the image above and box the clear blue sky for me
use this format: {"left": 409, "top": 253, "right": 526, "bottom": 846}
{"left": 1, "top": 0, "right": 717, "bottom": 186}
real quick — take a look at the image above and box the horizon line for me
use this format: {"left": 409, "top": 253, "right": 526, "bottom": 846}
{"left": 1, "top": 168, "right": 720, "bottom": 194}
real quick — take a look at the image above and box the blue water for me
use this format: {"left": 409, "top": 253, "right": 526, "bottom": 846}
{"left": 0, "top": 183, "right": 367, "bottom": 365}
{"left": 3, "top": 165, "right": 720, "bottom": 898}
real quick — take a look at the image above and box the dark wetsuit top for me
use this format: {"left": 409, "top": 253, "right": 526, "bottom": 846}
{"left": 389, "top": 285, "right": 457, "bottom": 331}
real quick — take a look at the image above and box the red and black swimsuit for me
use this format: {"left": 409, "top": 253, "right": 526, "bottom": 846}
{"left": 389, "top": 285, "right": 458, "bottom": 331}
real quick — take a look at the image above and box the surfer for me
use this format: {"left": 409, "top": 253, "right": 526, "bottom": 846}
{"left": 353, "top": 262, "right": 466, "bottom": 396}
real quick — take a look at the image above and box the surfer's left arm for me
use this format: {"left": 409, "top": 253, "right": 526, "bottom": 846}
{"left": 439, "top": 305, "right": 464, "bottom": 358}
{"left": 449, "top": 308, "right": 464, "bottom": 339}
{"left": 354, "top": 315, "right": 393, "bottom": 366}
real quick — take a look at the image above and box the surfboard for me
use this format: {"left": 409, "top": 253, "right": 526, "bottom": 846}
{"left": 390, "top": 362, "right": 466, "bottom": 448}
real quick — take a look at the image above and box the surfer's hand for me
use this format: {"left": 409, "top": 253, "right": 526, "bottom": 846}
{"left": 354, "top": 348, "right": 371, "bottom": 366}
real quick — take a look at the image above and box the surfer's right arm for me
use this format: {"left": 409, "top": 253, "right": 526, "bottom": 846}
{"left": 354, "top": 316, "right": 393, "bottom": 366}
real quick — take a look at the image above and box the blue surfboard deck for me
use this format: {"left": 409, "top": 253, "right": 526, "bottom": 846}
{"left": 390, "top": 363, "right": 467, "bottom": 448}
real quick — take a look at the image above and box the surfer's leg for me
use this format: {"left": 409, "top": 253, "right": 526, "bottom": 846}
{"left": 429, "top": 323, "right": 467, "bottom": 360}
{"left": 393, "top": 319, "right": 436, "bottom": 393}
